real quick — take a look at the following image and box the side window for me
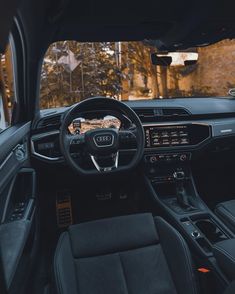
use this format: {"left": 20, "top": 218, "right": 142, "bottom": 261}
{"left": 0, "top": 42, "right": 16, "bottom": 132}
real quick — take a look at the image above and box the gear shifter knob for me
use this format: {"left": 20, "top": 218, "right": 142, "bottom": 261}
{"left": 173, "top": 170, "right": 195, "bottom": 210}
{"left": 173, "top": 171, "right": 185, "bottom": 181}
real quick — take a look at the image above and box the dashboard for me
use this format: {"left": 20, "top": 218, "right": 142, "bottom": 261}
{"left": 31, "top": 98, "right": 235, "bottom": 163}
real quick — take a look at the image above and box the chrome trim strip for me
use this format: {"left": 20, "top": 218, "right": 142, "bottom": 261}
{"left": 31, "top": 130, "right": 62, "bottom": 161}
{"left": 31, "top": 130, "right": 60, "bottom": 140}
{"left": 0, "top": 152, "right": 14, "bottom": 170}
{"left": 90, "top": 152, "right": 119, "bottom": 172}
{"left": 220, "top": 129, "right": 232, "bottom": 134}
{"left": 142, "top": 122, "right": 211, "bottom": 127}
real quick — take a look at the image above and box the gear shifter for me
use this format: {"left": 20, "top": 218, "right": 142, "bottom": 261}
{"left": 173, "top": 170, "right": 195, "bottom": 210}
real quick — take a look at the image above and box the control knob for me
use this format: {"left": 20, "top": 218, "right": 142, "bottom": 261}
{"left": 191, "top": 231, "right": 200, "bottom": 238}
{"left": 149, "top": 156, "right": 157, "bottom": 163}
{"left": 180, "top": 154, "right": 187, "bottom": 162}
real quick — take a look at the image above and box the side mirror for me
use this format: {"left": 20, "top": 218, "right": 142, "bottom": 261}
{"left": 151, "top": 51, "right": 198, "bottom": 67}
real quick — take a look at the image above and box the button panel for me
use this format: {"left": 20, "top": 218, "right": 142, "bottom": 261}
{"left": 145, "top": 152, "right": 191, "bottom": 164}
{"left": 9, "top": 202, "right": 26, "bottom": 221}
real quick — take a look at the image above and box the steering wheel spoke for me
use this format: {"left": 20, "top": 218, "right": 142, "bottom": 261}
{"left": 90, "top": 152, "right": 119, "bottom": 172}
{"left": 119, "top": 129, "right": 137, "bottom": 144}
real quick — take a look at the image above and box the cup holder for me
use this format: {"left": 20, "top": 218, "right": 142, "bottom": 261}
{"left": 195, "top": 219, "right": 227, "bottom": 244}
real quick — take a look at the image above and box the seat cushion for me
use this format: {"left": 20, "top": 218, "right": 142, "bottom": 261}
{"left": 54, "top": 213, "right": 198, "bottom": 294}
{"left": 215, "top": 200, "right": 235, "bottom": 233}
{"left": 224, "top": 280, "right": 235, "bottom": 294}
{"left": 75, "top": 244, "right": 176, "bottom": 294}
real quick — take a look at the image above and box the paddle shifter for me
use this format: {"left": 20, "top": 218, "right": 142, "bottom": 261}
{"left": 173, "top": 170, "right": 195, "bottom": 210}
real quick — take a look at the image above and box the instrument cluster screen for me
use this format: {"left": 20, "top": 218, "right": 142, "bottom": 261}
{"left": 145, "top": 125, "right": 190, "bottom": 148}
{"left": 68, "top": 116, "right": 121, "bottom": 134}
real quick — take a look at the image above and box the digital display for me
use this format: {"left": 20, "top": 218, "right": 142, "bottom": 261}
{"left": 68, "top": 116, "right": 121, "bottom": 134}
{"left": 145, "top": 125, "right": 190, "bottom": 148}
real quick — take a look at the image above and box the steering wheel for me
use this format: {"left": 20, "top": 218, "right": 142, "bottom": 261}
{"left": 60, "top": 97, "right": 145, "bottom": 175}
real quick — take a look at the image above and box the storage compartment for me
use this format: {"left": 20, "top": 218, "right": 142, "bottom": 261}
{"left": 195, "top": 219, "right": 227, "bottom": 244}
{"left": 153, "top": 182, "right": 176, "bottom": 198}
{"left": 196, "top": 237, "right": 211, "bottom": 253}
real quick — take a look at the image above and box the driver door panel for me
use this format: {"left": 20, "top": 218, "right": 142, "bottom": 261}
{"left": 0, "top": 123, "right": 38, "bottom": 293}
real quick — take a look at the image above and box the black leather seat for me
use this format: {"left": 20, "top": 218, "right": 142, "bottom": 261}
{"left": 213, "top": 238, "right": 235, "bottom": 280}
{"left": 215, "top": 200, "right": 235, "bottom": 233}
{"left": 53, "top": 213, "right": 198, "bottom": 294}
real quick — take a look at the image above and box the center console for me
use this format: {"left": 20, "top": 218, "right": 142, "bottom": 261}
{"left": 143, "top": 123, "right": 234, "bottom": 263}
{"left": 144, "top": 151, "right": 235, "bottom": 290}
{"left": 145, "top": 161, "right": 233, "bottom": 257}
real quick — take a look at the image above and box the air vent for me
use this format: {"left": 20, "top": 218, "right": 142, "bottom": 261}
{"left": 161, "top": 108, "right": 190, "bottom": 117}
{"left": 37, "top": 115, "right": 61, "bottom": 129}
{"left": 134, "top": 107, "right": 190, "bottom": 122}
{"left": 134, "top": 108, "right": 155, "bottom": 118}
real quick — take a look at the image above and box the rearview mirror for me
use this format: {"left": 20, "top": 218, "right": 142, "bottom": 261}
{"left": 151, "top": 51, "right": 198, "bottom": 66}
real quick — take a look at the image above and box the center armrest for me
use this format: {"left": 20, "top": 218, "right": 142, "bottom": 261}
{"left": 213, "top": 239, "right": 235, "bottom": 280}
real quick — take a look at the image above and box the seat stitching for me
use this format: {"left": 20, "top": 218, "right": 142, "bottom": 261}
{"left": 213, "top": 245, "right": 235, "bottom": 263}
{"left": 172, "top": 229, "right": 198, "bottom": 294}
{"left": 118, "top": 253, "right": 130, "bottom": 294}
{"left": 54, "top": 233, "right": 79, "bottom": 294}
{"left": 168, "top": 221, "right": 197, "bottom": 294}
{"left": 54, "top": 233, "right": 66, "bottom": 294}
{"left": 70, "top": 235, "right": 80, "bottom": 294}
{"left": 76, "top": 243, "right": 158, "bottom": 259}
{"left": 217, "top": 206, "right": 235, "bottom": 224}
{"left": 156, "top": 218, "right": 197, "bottom": 294}
{"left": 219, "top": 206, "right": 235, "bottom": 221}
{"left": 153, "top": 246, "right": 166, "bottom": 284}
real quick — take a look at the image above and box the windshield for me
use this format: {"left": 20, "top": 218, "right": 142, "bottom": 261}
{"left": 40, "top": 40, "right": 235, "bottom": 109}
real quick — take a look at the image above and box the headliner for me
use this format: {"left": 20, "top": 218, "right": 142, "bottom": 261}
{"left": 16, "top": 0, "right": 235, "bottom": 57}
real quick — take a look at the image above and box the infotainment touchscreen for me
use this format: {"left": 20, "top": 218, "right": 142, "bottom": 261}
{"left": 144, "top": 125, "right": 190, "bottom": 148}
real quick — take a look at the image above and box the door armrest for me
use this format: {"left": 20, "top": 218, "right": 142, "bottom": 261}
{"left": 0, "top": 220, "right": 30, "bottom": 289}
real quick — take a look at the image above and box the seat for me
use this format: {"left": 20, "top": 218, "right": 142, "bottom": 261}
{"left": 53, "top": 213, "right": 198, "bottom": 294}
{"left": 213, "top": 238, "right": 235, "bottom": 280}
{"left": 215, "top": 200, "right": 235, "bottom": 233}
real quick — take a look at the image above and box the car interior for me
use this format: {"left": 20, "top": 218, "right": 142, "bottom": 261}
{"left": 1, "top": 1, "right": 235, "bottom": 294}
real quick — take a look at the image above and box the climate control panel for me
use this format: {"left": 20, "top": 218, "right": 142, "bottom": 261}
{"left": 145, "top": 152, "right": 191, "bottom": 164}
